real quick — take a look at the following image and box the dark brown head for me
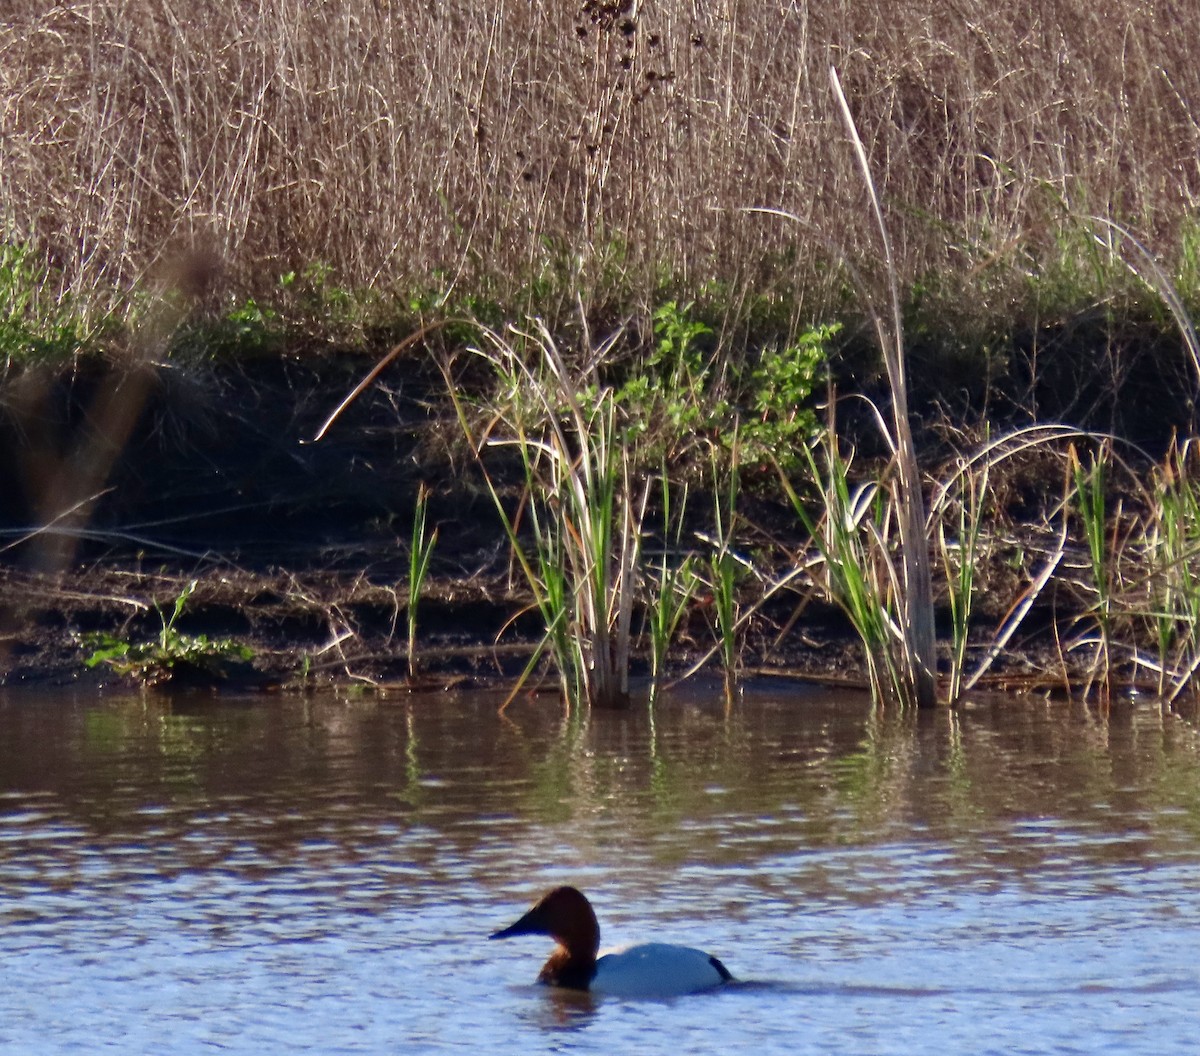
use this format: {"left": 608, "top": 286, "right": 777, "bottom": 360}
{"left": 490, "top": 886, "right": 602, "bottom": 987}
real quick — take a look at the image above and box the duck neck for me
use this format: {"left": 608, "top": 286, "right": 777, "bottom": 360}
{"left": 538, "top": 943, "right": 598, "bottom": 991}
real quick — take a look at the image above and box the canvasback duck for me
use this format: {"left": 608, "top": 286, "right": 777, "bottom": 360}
{"left": 490, "top": 885, "right": 733, "bottom": 997}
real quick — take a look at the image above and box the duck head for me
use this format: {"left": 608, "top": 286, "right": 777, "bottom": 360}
{"left": 490, "top": 885, "right": 601, "bottom": 989}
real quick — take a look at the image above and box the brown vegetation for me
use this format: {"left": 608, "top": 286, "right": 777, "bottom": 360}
{"left": 3, "top": 0, "right": 1198, "bottom": 315}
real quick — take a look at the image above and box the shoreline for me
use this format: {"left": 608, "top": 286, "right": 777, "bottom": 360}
{"left": 0, "top": 337, "right": 1193, "bottom": 702}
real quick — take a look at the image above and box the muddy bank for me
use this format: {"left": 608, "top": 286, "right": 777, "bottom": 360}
{"left": 0, "top": 560, "right": 882, "bottom": 691}
{"left": 0, "top": 348, "right": 1152, "bottom": 695}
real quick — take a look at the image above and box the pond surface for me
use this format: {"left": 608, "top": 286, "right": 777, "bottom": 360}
{"left": 1, "top": 682, "right": 1198, "bottom": 1054}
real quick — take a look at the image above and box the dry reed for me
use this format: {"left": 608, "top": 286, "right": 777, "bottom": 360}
{"left": 3, "top": 1, "right": 1197, "bottom": 318}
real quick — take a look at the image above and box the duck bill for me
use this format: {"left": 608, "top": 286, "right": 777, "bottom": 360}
{"left": 489, "top": 907, "right": 543, "bottom": 940}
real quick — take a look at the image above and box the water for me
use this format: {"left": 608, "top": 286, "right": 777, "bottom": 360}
{"left": 1, "top": 683, "right": 1198, "bottom": 1054}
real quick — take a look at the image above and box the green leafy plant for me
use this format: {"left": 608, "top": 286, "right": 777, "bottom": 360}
{"left": 83, "top": 580, "right": 252, "bottom": 686}
{"left": 592, "top": 302, "right": 835, "bottom": 477}
{"left": 224, "top": 297, "right": 279, "bottom": 348}
{"left": 738, "top": 323, "right": 838, "bottom": 469}
{"left": 612, "top": 300, "right": 723, "bottom": 452}
{"left": 174, "top": 297, "right": 280, "bottom": 360}
{"left": 282, "top": 260, "right": 352, "bottom": 310}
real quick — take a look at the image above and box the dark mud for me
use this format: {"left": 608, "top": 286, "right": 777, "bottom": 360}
{"left": 0, "top": 559, "right": 881, "bottom": 692}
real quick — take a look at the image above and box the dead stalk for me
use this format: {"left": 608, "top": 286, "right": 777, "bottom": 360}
{"left": 829, "top": 66, "right": 937, "bottom": 707}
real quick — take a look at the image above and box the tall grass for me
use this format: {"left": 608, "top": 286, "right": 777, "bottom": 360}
{"left": 0, "top": 243, "right": 93, "bottom": 367}
{"left": 443, "top": 320, "right": 641, "bottom": 709}
{"left": 781, "top": 422, "right": 912, "bottom": 706}
{"left": 935, "top": 449, "right": 989, "bottom": 705}
{"left": 3, "top": 2, "right": 1197, "bottom": 324}
{"left": 1145, "top": 440, "right": 1200, "bottom": 702}
{"left": 1070, "top": 443, "right": 1116, "bottom": 699}
{"left": 407, "top": 482, "right": 438, "bottom": 680}
{"left": 643, "top": 468, "right": 698, "bottom": 704}
{"left": 10, "top": 1, "right": 1200, "bottom": 703}
{"left": 705, "top": 452, "right": 744, "bottom": 704}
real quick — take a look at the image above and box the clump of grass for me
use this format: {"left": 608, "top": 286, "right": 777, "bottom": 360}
{"left": 444, "top": 319, "right": 641, "bottom": 709}
{"left": 1069, "top": 442, "right": 1116, "bottom": 699}
{"left": 704, "top": 453, "right": 745, "bottom": 704}
{"left": 780, "top": 421, "right": 911, "bottom": 706}
{"left": 1133, "top": 439, "right": 1200, "bottom": 701}
{"left": 799, "top": 66, "right": 937, "bottom": 708}
{"left": 934, "top": 447, "right": 990, "bottom": 704}
{"left": 927, "top": 424, "right": 1078, "bottom": 701}
{"left": 0, "top": 241, "right": 95, "bottom": 368}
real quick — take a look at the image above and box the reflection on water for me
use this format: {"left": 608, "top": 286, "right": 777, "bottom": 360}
{"left": 1, "top": 684, "right": 1198, "bottom": 1054}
